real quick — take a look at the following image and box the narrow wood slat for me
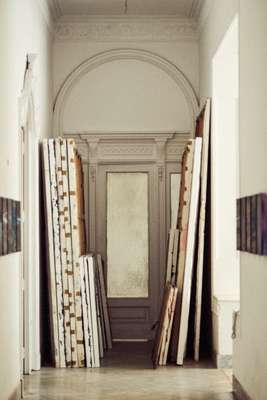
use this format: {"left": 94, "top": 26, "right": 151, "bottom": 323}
{"left": 48, "top": 139, "right": 66, "bottom": 368}
{"left": 42, "top": 140, "right": 60, "bottom": 368}
{"left": 165, "top": 229, "right": 175, "bottom": 283}
{"left": 177, "top": 137, "right": 202, "bottom": 365}
{"left": 169, "top": 140, "right": 196, "bottom": 361}
{"left": 171, "top": 229, "right": 180, "bottom": 286}
{"left": 159, "top": 286, "right": 175, "bottom": 366}
{"left": 162, "top": 287, "right": 178, "bottom": 365}
{"left": 55, "top": 139, "right": 72, "bottom": 366}
{"left": 88, "top": 256, "right": 100, "bottom": 367}
{"left": 152, "top": 285, "right": 172, "bottom": 368}
{"left": 96, "top": 254, "right": 112, "bottom": 349}
{"left": 60, "top": 139, "right": 78, "bottom": 367}
{"left": 95, "top": 259, "right": 107, "bottom": 351}
{"left": 75, "top": 153, "right": 86, "bottom": 255}
{"left": 84, "top": 256, "right": 94, "bottom": 367}
{"left": 79, "top": 257, "right": 91, "bottom": 367}
{"left": 194, "top": 99, "right": 211, "bottom": 361}
{"left": 67, "top": 139, "right": 85, "bottom": 367}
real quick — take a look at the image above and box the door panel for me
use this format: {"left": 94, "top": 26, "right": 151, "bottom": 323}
{"left": 107, "top": 172, "right": 149, "bottom": 298}
{"left": 96, "top": 164, "right": 158, "bottom": 340}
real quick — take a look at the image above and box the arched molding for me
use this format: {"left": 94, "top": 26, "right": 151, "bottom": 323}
{"left": 53, "top": 48, "right": 199, "bottom": 136}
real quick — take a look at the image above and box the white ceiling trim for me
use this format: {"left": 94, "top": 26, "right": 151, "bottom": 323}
{"left": 197, "top": 0, "right": 213, "bottom": 32}
{"left": 54, "top": 17, "right": 198, "bottom": 43}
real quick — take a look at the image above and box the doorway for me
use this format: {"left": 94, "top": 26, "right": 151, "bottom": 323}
{"left": 97, "top": 164, "right": 158, "bottom": 340}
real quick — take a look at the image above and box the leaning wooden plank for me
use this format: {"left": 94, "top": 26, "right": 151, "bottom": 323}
{"left": 80, "top": 256, "right": 91, "bottom": 367}
{"left": 96, "top": 254, "right": 112, "bottom": 349}
{"left": 194, "top": 99, "right": 211, "bottom": 361}
{"left": 55, "top": 139, "right": 72, "bottom": 367}
{"left": 162, "top": 287, "right": 178, "bottom": 365}
{"left": 87, "top": 256, "right": 100, "bottom": 367}
{"left": 48, "top": 139, "right": 66, "bottom": 368}
{"left": 95, "top": 270, "right": 104, "bottom": 359}
{"left": 60, "top": 138, "right": 78, "bottom": 368}
{"left": 67, "top": 139, "right": 85, "bottom": 367}
{"left": 84, "top": 256, "right": 94, "bottom": 367}
{"left": 152, "top": 285, "right": 172, "bottom": 367}
{"left": 95, "top": 260, "right": 107, "bottom": 350}
{"left": 171, "top": 229, "right": 180, "bottom": 286}
{"left": 42, "top": 140, "right": 60, "bottom": 368}
{"left": 159, "top": 286, "right": 175, "bottom": 366}
{"left": 176, "top": 137, "right": 202, "bottom": 366}
{"left": 75, "top": 152, "right": 87, "bottom": 255}
{"left": 165, "top": 229, "right": 175, "bottom": 284}
{"left": 169, "top": 140, "right": 196, "bottom": 361}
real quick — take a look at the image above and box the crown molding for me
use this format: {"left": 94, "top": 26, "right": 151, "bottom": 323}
{"left": 189, "top": 0, "right": 203, "bottom": 19}
{"left": 54, "top": 16, "right": 198, "bottom": 43}
{"left": 47, "top": 0, "right": 62, "bottom": 20}
{"left": 35, "top": 0, "right": 54, "bottom": 32}
{"left": 197, "top": 0, "right": 213, "bottom": 32}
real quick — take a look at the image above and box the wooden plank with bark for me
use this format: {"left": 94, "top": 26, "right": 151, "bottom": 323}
{"left": 169, "top": 140, "right": 196, "bottom": 361}
{"left": 55, "top": 139, "right": 72, "bottom": 367}
{"left": 67, "top": 139, "right": 85, "bottom": 367}
{"left": 177, "top": 137, "right": 202, "bottom": 365}
{"left": 48, "top": 139, "right": 66, "bottom": 368}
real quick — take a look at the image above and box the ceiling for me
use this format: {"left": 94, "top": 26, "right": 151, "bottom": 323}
{"left": 50, "top": 0, "right": 203, "bottom": 18}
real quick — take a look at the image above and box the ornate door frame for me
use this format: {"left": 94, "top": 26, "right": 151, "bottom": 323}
{"left": 63, "top": 131, "right": 189, "bottom": 339}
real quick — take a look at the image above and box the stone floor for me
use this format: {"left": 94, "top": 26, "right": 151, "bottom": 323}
{"left": 24, "top": 342, "right": 234, "bottom": 400}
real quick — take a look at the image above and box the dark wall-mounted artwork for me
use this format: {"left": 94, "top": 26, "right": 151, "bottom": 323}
{"left": 237, "top": 193, "right": 267, "bottom": 255}
{"left": 0, "top": 198, "right": 21, "bottom": 256}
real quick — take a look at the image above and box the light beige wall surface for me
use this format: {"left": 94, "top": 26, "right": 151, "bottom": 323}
{"left": 0, "top": 0, "right": 53, "bottom": 398}
{"left": 234, "top": 1, "right": 267, "bottom": 398}
{"left": 199, "top": 0, "right": 239, "bottom": 362}
{"left": 53, "top": 40, "right": 199, "bottom": 135}
{"left": 199, "top": 0, "right": 238, "bottom": 107}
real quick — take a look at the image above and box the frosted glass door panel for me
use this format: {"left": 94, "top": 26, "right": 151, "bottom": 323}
{"left": 107, "top": 173, "right": 149, "bottom": 298}
{"left": 171, "top": 173, "right": 181, "bottom": 228}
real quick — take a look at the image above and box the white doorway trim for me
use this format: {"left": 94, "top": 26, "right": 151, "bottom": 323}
{"left": 19, "top": 54, "right": 41, "bottom": 374}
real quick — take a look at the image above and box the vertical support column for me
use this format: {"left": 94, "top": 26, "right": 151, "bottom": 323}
{"left": 155, "top": 138, "right": 168, "bottom": 306}
{"left": 86, "top": 139, "right": 99, "bottom": 253}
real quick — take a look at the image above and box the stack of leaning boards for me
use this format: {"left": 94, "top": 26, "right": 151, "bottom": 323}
{"left": 153, "top": 98, "right": 211, "bottom": 367}
{"left": 42, "top": 138, "right": 112, "bottom": 368}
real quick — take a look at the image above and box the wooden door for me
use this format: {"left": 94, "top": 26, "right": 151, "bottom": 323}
{"left": 96, "top": 164, "right": 159, "bottom": 340}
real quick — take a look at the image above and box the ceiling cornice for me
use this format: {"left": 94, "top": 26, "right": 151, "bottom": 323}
{"left": 189, "top": 0, "right": 203, "bottom": 19}
{"left": 35, "top": 0, "right": 55, "bottom": 31}
{"left": 197, "top": 0, "right": 213, "bottom": 32}
{"left": 47, "top": 0, "right": 62, "bottom": 21}
{"left": 54, "top": 16, "right": 198, "bottom": 43}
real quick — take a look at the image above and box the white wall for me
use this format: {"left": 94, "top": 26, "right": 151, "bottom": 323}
{"left": 0, "top": 0, "right": 53, "bottom": 398}
{"left": 233, "top": 1, "right": 267, "bottom": 398}
{"left": 53, "top": 38, "right": 199, "bottom": 135}
{"left": 199, "top": 0, "right": 239, "bottom": 365}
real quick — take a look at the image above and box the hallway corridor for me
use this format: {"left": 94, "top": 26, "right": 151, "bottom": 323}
{"left": 24, "top": 343, "right": 234, "bottom": 400}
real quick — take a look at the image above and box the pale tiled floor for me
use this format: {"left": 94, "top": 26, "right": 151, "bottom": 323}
{"left": 24, "top": 343, "right": 234, "bottom": 400}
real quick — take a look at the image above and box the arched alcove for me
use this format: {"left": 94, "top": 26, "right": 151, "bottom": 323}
{"left": 53, "top": 49, "right": 199, "bottom": 136}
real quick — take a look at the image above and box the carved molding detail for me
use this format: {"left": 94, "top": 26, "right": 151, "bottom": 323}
{"left": 100, "top": 144, "right": 153, "bottom": 157}
{"left": 75, "top": 141, "right": 89, "bottom": 161}
{"left": 55, "top": 18, "right": 198, "bottom": 43}
{"left": 90, "top": 165, "right": 97, "bottom": 182}
{"left": 158, "top": 165, "right": 165, "bottom": 182}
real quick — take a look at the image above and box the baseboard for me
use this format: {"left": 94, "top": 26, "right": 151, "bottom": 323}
{"left": 212, "top": 351, "right": 232, "bottom": 368}
{"left": 8, "top": 381, "right": 22, "bottom": 400}
{"left": 233, "top": 376, "right": 252, "bottom": 400}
